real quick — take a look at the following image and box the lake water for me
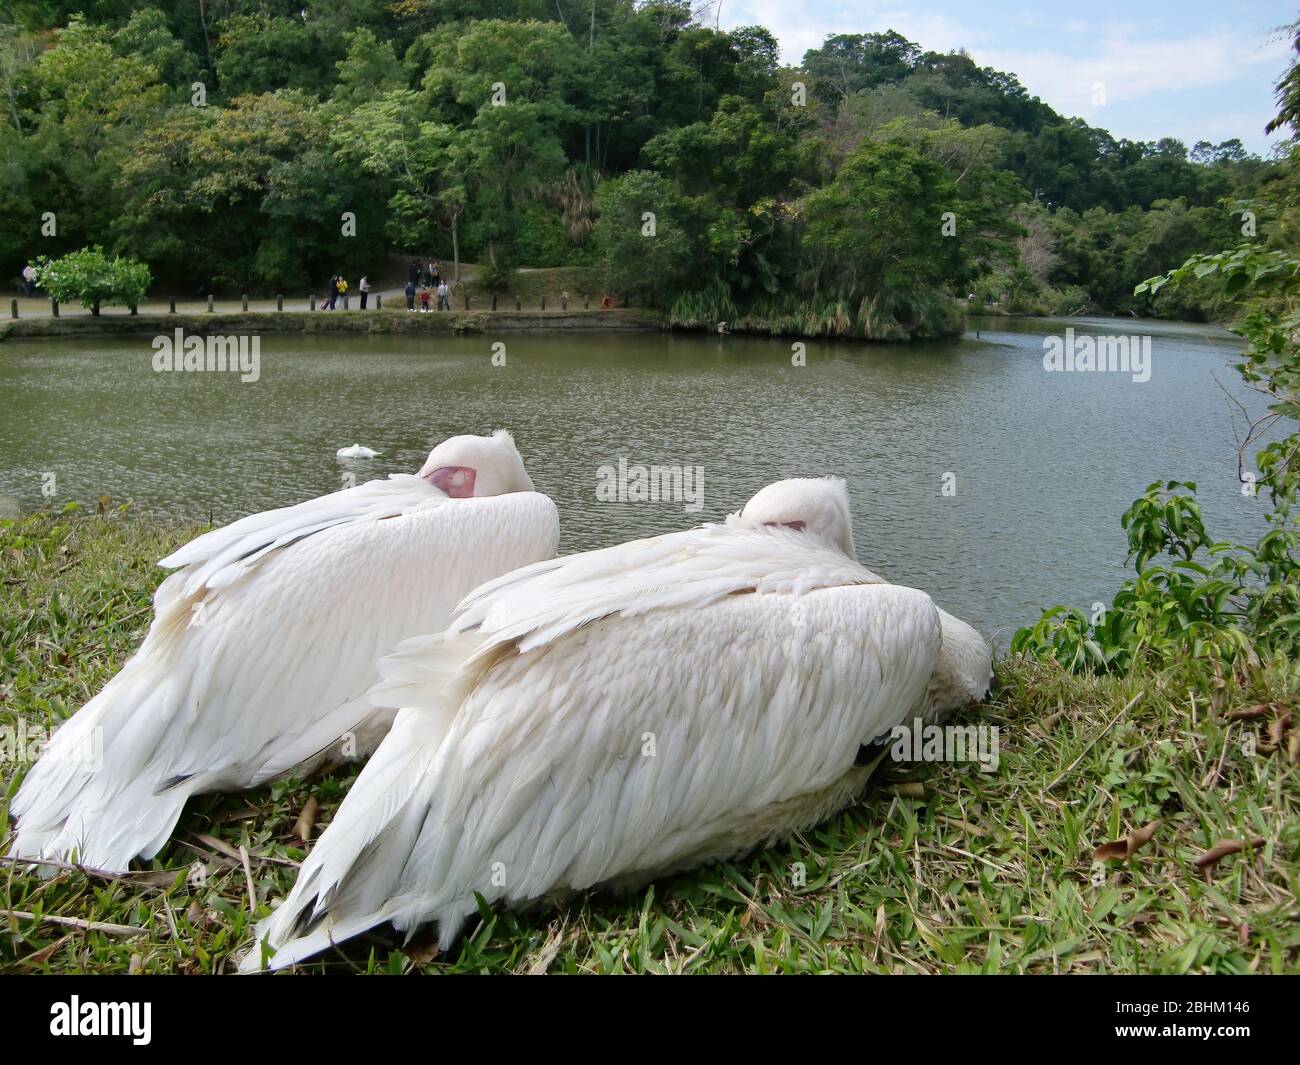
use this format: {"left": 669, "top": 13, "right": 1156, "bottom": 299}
{"left": 0, "top": 316, "right": 1274, "bottom": 643}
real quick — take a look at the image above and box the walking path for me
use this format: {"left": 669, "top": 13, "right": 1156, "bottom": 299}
{"left": 2, "top": 288, "right": 428, "bottom": 319}
{"left": 4, "top": 286, "right": 610, "bottom": 321}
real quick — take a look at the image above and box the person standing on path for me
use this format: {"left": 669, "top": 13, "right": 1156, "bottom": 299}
{"left": 21, "top": 263, "right": 37, "bottom": 296}
{"left": 405, "top": 280, "right": 416, "bottom": 311}
{"left": 359, "top": 274, "right": 370, "bottom": 309}
{"left": 436, "top": 278, "right": 450, "bottom": 311}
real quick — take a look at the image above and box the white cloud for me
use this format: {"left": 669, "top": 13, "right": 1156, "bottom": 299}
{"left": 721, "top": 1, "right": 986, "bottom": 65}
{"left": 717, "top": 4, "right": 1289, "bottom": 149}
{"left": 975, "top": 28, "right": 1291, "bottom": 117}
{"left": 1098, "top": 108, "right": 1287, "bottom": 154}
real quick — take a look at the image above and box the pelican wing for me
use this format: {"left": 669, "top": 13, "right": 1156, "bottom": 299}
{"left": 157, "top": 474, "right": 441, "bottom": 603}
{"left": 453, "top": 519, "right": 884, "bottom": 657}
{"left": 249, "top": 573, "right": 940, "bottom": 970}
{"left": 11, "top": 488, "right": 559, "bottom": 871}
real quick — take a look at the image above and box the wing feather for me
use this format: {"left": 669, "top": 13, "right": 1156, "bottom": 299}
{"left": 11, "top": 489, "right": 559, "bottom": 871}
{"left": 250, "top": 578, "right": 940, "bottom": 969}
{"left": 452, "top": 519, "right": 884, "bottom": 660}
{"left": 157, "top": 474, "right": 444, "bottom": 605}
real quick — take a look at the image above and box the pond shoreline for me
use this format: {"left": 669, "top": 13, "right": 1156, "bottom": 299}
{"left": 5, "top": 305, "right": 1210, "bottom": 345}
{"left": 0, "top": 308, "right": 664, "bottom": 342}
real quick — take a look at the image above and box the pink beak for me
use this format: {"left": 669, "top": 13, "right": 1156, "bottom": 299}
{"left": 424, "top": 465, "right": 477, "bottom": 497}
{"left": 764, "top": 520, "right": 806, "bottom": 531}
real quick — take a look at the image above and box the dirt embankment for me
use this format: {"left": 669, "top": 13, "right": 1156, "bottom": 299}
{"left": 0, "top": 307, "right": 663, "bottom": 342}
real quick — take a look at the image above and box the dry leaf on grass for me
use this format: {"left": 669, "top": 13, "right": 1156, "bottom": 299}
{"left": 1193, "top": 836, "right": 1267, "bottom": 872}
{"left": 1091, "top": 819, "right": 1160, "bottom": 862}
{"left": 21, "top": 935, "right": 70, "bottom": 967}
{"left": 526, "top": 924, "right": 568, "bottom": 976}
{"left": 936, "top": 815, "right": 990, "bottom": 838}
{"left": 294, "top": 796, "right": 321, "bottom": 842}
{"left": 191, "top": 833, "right": 241, "bottom": 863}
{"left": 402, "top": 931, "right": 440, "bottom": 964}
{"left": 1038, "top": 710, "right": 1066, "bottom": 734}
{"left": 1265, "top": 712, "right": 1293, "bottom": 749}
{"left": 1225, "top": 704, "right": 1272, "bottom": 721}
{"left": 893, "top": 782, "right": 926, "bottom": 799}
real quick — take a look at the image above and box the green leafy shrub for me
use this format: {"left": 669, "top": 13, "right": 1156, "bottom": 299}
{"left": 32, "top": 246, "right": 151, "bottom": 315}
{"left": 594, "top": 171, "right": 695, "bottom": 306}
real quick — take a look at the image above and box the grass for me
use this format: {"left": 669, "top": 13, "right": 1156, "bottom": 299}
{"left": 668, "top": 287, "right": 965, "bottom": 341}
{"left": 2, "top": 508, "right": 1297, "bottom": 974}
{"left": 459, "top": 265, "right": 605, "bottom": 306}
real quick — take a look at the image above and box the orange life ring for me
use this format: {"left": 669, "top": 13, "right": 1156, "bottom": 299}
{"left": 601, "top": 294, "right": 617, "bottom": 309}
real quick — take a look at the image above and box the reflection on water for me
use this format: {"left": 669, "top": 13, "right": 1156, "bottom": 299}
{"left": 0, "top": 315, "right": 1271, "bottom": 641}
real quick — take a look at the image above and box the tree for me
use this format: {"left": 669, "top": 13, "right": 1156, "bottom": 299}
{"left": 215, "top": 15, "right": 350, "bottom": 99}
{"left": 332, "top": 90, "right": 468, "bottom": 279}
{"left": 415, "top": 19, "right": 580, "bottom": 270}
{"left": 1014, "top": 203, "right": 1059, "bottom": 285}
{"left": 801, "top": 140, "right": 1015, "bottom": 336}
{"left": 1266, "top": 20, "right": 1300, "bottom": 135}
{"left": 33, "top": 245, "right": 150, "bottom": 314}
{"left": 0, "top": 22, "right": 40, "bottom": 134}
{"left": 332, "top": 27, "right": 403, "bottom": 106}
{"left": 111, "top": 7, "right": 200, "bottom": 97}
{"left": 643, "top": 95, "right": 809, "bottom": 205}
{"left": 113, "top": 93, "right": 376, "bottom": 291}
{"left": 801, "top": 31, "right": 920, "bottom": 107}
{"left": 24, "top": 16, "right": 168, "bottom": 252}
{"left": 0, "top": 2, "right": 1278, "bottom": 324}
{"left": 594, "top": 170, "right": 692, "bottom": 302}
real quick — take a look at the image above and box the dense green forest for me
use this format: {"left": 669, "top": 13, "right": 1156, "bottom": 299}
{"left": 0, "top": 2, "right": 1292, "bottom": 336}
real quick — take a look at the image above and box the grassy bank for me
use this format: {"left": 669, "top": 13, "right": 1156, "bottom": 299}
{"left": 2, "top": 509, "right": 1296, "bottom": 974}
{"left": 462, "top": 266, "right": 605, "bottom": 305}
{"left": 668, "top": 289, "right": 966, "bottom": 341}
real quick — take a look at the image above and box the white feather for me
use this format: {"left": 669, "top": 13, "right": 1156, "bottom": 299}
{"left": 11, "top": 481, "right": 559, "bottom": 872}
{"left": 246, "top": 524, "right": 942, "bottom": 970}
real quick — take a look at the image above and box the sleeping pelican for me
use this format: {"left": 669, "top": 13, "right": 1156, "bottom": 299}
{"left": 336, "top": 444, "right": 380, "bottom": 460}
{"left": 8, "top": 430, "right": 559, "bottom": 873}
{"left": 243, "top": 477, "right": 990, "bottom": 970}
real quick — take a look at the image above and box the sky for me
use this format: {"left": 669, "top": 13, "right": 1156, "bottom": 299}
{"left": 716, "top": 0, "right": 1296, "bottom": 154}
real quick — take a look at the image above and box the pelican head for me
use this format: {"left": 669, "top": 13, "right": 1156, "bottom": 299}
{"left": 418, "top": 430, "right": 535, "bottom": 498}
{"left": 738, "top": 477, "right": 856, "bottom": 559}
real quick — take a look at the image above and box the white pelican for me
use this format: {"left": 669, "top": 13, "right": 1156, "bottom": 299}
{"left": 9, "top": 431, "right": 559, "bottom": 873}
{"left": 243, "top": 477, "right": 990, "bottom": 970}
{"left": 336, "top": 445, "right": 379, "bottom": 459}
